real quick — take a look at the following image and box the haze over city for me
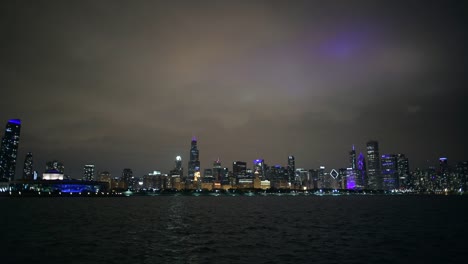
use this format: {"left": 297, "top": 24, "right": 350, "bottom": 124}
{"left": 1, "top": 0, "right": 467, "bottom": 177}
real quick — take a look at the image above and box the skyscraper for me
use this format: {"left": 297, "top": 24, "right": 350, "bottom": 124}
{"left": 188, "top": 136, "right": 200, "bottom": 180}
{"left": 0, "top": 119, "right": 21, "bottom": 181}
{"left": 396, "top": 154, "right": 410, "bottom": 188}
{"left": 22, "top": 152, "right": 33, "bottom": 180}
{"left": 287, "top": 155, "right": 295, "bottom": 182}
{"left": 122, "top": 168, "right": 133, "bottom": 189}
{"left": 349, "top": 145, "right": 357, "bottom": 170}
{"left": 253, "top": 159, "right": 265, "bottom": 179}
{"left": 83, "top": 164, "right": 95, "bottom": 181}
{"left": 381, "top": 154, "right": 398, "bottom": 190}
{"left": 357, "top": 152, "right": 367, "bottom": 188}
{"left": 175, "top": 155, "right": 183, "bottom": 174}
{"left": 366, "top": 140, "right": 381, "bottom": 190}
{"left": 212, "top": 158, "right": 222, "bottom": 181}
{"left": 233, "top": 161, "right": 247, "bottom": 180}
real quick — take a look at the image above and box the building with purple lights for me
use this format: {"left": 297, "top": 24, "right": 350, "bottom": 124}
{"left": 187, "top": 137, "right": 200, "bottom": 181}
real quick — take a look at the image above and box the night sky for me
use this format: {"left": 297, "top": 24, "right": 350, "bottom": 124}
{"left": 1, "top": 0, "right": 467, "bottom": 178}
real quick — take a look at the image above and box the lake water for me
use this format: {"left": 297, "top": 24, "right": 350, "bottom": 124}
{"left": 1, "top": 195, "right": 467, "bottom": 264}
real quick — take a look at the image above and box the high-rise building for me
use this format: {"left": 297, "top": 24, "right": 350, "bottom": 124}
{"left": 287, "top": 155, "right": 295, "bottom": 182}
{"left": 318, "top": 166, "right": 326, "bottom": 188}
{"left": 175, "top": 155, "right": 183, "bottom": 174}
{"left": 349, "top": 145, "right": 357, "bottom": 170}
{"left": 357, "top": 152, "right": 367, "bottom": 188}
{"left": 0, "top": 119, "right": 21, "bottom": 181}
{"left": 381, "top": 154, "right": 398, "bottom": 190}
{"left": 169, "top": 156, "right": 183, "bottom": 189}
{"left": 203, "top": 168, "right": 214, "bottom": 183}
{"left": 188, "top": 137, "right": 200, "bottom": 180}
{"left": 83, "top": 164, "right": 95, "bottom": 181}
{"left": 46, "top": 160, "right": 65, "bottom": 174}
{"left": 122, "top": 168, "right": 133, "bottom": 189}
{"left": 438, "top": 157, "right": 450, "bottom": 190}
{"left": 22, "top": 152, "right": 34, "bottom": 180}
{"left": 233, "top": 161, "right": 247, "bottom": 179}
{"left": 455, "top": 161, "right": 468, "bottom": 192}
{"left": 366, "top": 140, "right": 381, "bottom": 190}
{"left": 212, "top": 158, "right": 222, "bottom": 181}
{"left": 253, "top": 159, "right": 265, "bottom": 179}
{"left": 396, "top": 154, "right": 410, "bottom": 189}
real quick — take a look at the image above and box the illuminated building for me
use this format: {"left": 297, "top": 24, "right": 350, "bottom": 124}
{"left": 349, "top": 145, "right": 356, "bottom": 170}
{"left": 98, "top": 171, "right": 112, "bottom": 189}
{"left": 295, "top": 168, "right": 309, "bottom": 188}
{"left": 438, "top": 157, "right": 449, "bottom": 190}
{"left": 42, "top": 169, "right": 64, "bottom": 180}
{"left": 357, "top": 152, "right": 367, "bottom": 189}
{"left": 0, "top": 119, "right": 21, "bottom": 181}
{"left": 46, "top": 161, "right": 65, "bottom": 174}
{"left": 346, "top": 168, "right": 356, "bottom": 189}
{"left": 83, "top": 164, "right": 95, "bottom": 181}
{"left": 212, "top": 158, "right": 222, "bottom": 182}
{"left": 287, "top": 155, "right": 295, "bottom": 182}
{"left": 175, "top": 155, "right": 183, "bottom": 174}
{"left": 187, "top": 137, "right": 200, "bottom": 181}
{"left": 233, "top": 161, "right": 247, "bottom": 179}
{"left": 366, "top": 140, "right": 381, "bottom": 190}
{"left": 338, "top": 168, "right": 347, "bottom": 189}
{"left": 253, "top": 159, "right": 265, "bottom": 179}
{"left": 318, "top": 166, "right": 326, "bottom": 188}
{"left": 455, "top": 161, "right": 468, "bottom": 192}
{"left": 122, "top": 168, "right": 133, "bottom": 189}
{"left": 381, "top": 154, "right": 398, "bottom": 190}
{"left": 143, "top": 171, "right": 168, "bottom": 190}
{"left": 203, "top": 168, "right": 214, "bottom": 183}
{"left": 169, "top": 156, "right": 183, "bottom": 189}
{"left": 22, "top": 152, "right": 33, "bottom": 180}
{"left": 309, "top": 169, "right": 318, "bottom": 189}
{"left": 396, "top": 154, "right": 410, "bottom": 189}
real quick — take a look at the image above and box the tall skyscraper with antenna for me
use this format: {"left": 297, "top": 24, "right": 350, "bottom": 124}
{"left": 188, "top": 136, "right": 200, "bottom": 181}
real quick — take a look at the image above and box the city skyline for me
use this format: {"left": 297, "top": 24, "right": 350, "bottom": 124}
{"left": 1, "top": 118, "right": 465, "bottom": 182}
{"left": 1, "top": 1, "right": 467, "bottom": 178}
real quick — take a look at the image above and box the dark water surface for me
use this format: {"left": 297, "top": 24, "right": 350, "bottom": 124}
{"left": 1, "top": 196, "right": 467, "bottom": 264}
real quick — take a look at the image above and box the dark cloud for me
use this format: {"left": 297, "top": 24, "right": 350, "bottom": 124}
{"left": 1, "top": 0, "right": 467, "bottom": 177}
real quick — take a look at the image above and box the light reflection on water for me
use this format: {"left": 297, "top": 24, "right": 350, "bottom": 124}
{"left": 0, "top": 196, "right": 467, "bottom": 264}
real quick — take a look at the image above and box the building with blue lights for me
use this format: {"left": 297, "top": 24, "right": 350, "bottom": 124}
{"left": 381, "top": 154, "right": 398, "bottom": 190}
{"left": 253, "top": 159, "right": 265, "bottom": 180}
{"left": 357, "top": 152, "right": 367, "bottom": 189}
{"left": 0, "top": 119, "right": 21, "bottom": 181}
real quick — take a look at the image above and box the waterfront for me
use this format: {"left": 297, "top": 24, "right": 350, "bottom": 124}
{"left": 1, "top": 196, "right": 467, "bottom": 264}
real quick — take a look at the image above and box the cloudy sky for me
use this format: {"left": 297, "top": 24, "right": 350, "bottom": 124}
{"left": 1, "top": 0, "right": 467, "bottom": 178}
